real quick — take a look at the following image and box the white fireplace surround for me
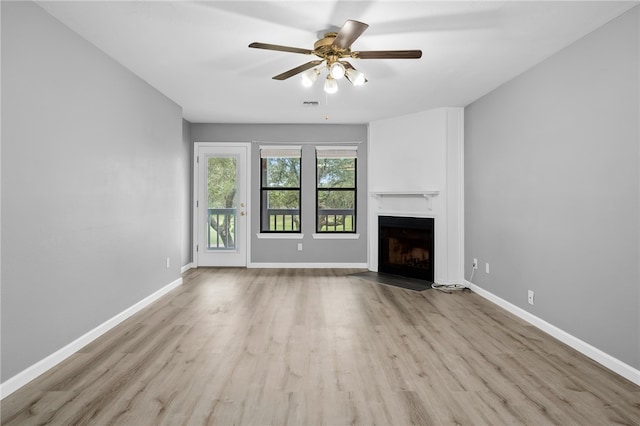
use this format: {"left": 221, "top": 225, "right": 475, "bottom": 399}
{"left": 368, "top": 108, "right": 464, "bottom": 285}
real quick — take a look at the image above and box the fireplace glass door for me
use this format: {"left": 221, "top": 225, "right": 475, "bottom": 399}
{"left": 378, "top": 216, "right": 434, "bottom": 281}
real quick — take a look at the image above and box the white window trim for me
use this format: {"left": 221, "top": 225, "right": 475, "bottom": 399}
{"left": 312, "top": 233, "right": 360, "bottom": 240}
{"left": 257, "top": 233, "right": 304, "bottom": 240}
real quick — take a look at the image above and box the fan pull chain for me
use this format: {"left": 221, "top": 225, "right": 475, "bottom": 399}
{"left": 324, "top": 92, "right": 330, "bottom": 121}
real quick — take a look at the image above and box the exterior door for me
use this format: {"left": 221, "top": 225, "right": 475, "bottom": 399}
{"left": 195, "top": 144, "right": 249, "bottom": 267}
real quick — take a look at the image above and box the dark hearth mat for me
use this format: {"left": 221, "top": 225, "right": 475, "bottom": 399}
{"left": 350, "top": 271, "right": 432, "bottom": 292}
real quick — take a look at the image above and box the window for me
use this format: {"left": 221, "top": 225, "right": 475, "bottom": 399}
{"left": 316, "top": 146, "right": 357, "bottom": 233}
{"left": 260, "top": 146, "right": 301, "bottom": 232}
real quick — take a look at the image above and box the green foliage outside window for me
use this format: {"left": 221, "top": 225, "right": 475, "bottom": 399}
{"left": 208, "top": 157, "right": 237, "bottom": 208}
{"left": 208, "top": 157, "right": 237, "bottom": 248}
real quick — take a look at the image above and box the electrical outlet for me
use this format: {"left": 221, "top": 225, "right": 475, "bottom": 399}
{"left": 166, "top": 257, "right": 170, "bottom": 269}
{"left": 473, "top": 258, "right": 478, "bottom": 269}
{"left": 528, "top": 290, "right": 535, "bottom": 305}
{"left": 485, "top": 262, "right": 490, "bottom": 274}
{"left": 297, "top": 243, "right": 303, "bottom": 251}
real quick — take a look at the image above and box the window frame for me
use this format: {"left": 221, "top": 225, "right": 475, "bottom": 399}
{"left": 315, "top": 146, "right": 358, "bottom": 234}
{"left": 259, "top": 146, "right": 302, "bottom": 233}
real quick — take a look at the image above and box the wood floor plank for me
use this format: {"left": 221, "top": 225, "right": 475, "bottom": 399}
{"left": 2, "top": 267, "right": 639, "bottom": 425}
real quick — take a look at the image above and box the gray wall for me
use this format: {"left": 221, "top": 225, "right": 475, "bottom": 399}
{"left": 465, "top": 7, "right": 639, "bottom": 368}
{"left": 1, "top": 2, "right": 185, "bottom": 381}
{"left": 191, "top": 124, "right": 368, "bottom": 264}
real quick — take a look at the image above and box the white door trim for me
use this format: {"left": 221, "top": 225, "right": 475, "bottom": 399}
{"left": 193, "top": 142, "right": 251, "bottom": 267}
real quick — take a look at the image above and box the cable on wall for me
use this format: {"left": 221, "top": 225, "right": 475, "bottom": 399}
{"left": 430, "top": 266, "right": 472, "bottom": 293}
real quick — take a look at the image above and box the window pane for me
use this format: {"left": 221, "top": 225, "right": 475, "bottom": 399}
{"left": 262, "top": 157, "right": 301, "bottom": 187}
{"left": 261, "top": 189, "right": 300, "bottom": 231}
{"left": 208, "top": 157, "right": 237, "bottom": 208}
{"left": 317, "top": 158, "right": 355, "bottom": 188}
{"left": 318, "top": 190, "right": 355, "bottom": 210}
{"left": 264, "top": 189, "right": 300, "bottom": 210}
{"left": 317, "top": 190, "right": 355, "bottom": 232}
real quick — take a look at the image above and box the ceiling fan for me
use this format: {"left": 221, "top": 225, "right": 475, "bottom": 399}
{"left": 249, "top": 20, "right": 422, "bottom": 93}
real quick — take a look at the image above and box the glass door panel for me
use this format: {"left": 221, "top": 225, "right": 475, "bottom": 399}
{"left": 207, "top": 156, "right": 237, "bottom": 250}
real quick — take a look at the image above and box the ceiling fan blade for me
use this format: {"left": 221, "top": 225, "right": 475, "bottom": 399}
{"left": 249, "top": 42, "right": 313, "bottom": 55}
{"left": 354, "top": 50, "right": 423, "bottom": 59}
{"left": 273, "top": 60, "right": 324, "bottom": 80}
{"left": 332, "top": 20, "right": 369, "bottom": 49}
{"left": 342, "top": 61, "right": 356, "bottom": 70}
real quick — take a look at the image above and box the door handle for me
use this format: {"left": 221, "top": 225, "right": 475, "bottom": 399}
{"left": 241, "top": 211, "right": 246, "bottom": 216}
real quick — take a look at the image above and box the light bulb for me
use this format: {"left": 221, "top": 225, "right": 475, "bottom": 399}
{"left": 301, "top": 68, "right": 319, "bottom": 88}
{"left": 346, "top": 68, "right": 366, "bottom": 86}
{"left": 329, "top": 62, "right": 346, "bottom": 80}
{"left": 324, "top": 75, "right": 338, "bottom": 94}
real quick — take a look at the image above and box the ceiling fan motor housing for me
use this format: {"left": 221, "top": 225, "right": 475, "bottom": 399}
{"left": 314, "top": 32, "right": 350, "bottom": 64}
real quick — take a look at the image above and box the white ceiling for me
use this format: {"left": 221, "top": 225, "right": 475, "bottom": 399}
{"left": 36, "top": 1, "right": 637, "bottom": 124}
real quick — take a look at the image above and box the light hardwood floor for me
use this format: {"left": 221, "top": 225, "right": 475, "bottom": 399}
{"left": 2, "top": 268, "right": 639, "bottom": 425}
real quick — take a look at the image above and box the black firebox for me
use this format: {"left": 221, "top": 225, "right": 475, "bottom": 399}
{"left": 378, "top": 216, "right": 434, "bottom": 282}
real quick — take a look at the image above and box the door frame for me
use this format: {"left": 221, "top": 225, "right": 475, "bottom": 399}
{"left": 193, "top": 142, "right": 252, "bottom": 267}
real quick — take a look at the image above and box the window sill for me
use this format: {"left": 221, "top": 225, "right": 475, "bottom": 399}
{"left": 256, "top": 233, "right": 304, "bottom": 240}
{"left": 312, "top": 233, "right": 360, "bottom": 240}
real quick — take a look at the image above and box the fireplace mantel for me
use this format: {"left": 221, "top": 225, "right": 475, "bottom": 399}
{"left": 371, "top": 190, "right": 440, "bottom": 210}
{"left": 371, "top": 190, "right": 439, "bottom": 197}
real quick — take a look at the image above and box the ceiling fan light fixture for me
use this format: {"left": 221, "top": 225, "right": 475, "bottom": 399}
{"left": 324, "top": 75, "right": 338, "bottom": 94}
{"left": 329, "top": 62, "right": 346, "bottom": 80}
{"left": 346, "top": 68, "right": 367, "bottom": 86}
{"left": 250, "top": 19, "right": 421, "bottom": 89}
{"left": 301, "top": 68, "right": 319, "bottom": 88}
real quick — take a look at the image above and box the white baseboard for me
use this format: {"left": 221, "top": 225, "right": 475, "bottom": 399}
{"left": 248, "top": 262, "right": 368, "bottom": 269}
{"left": 181, "top": 263, "right": 195, "bottom": 274}
{"left": 0, "top": 277, "right": 184, "bottom": 400}
{"left": 466, "top": 280, "right": 640, "bottom": 386}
